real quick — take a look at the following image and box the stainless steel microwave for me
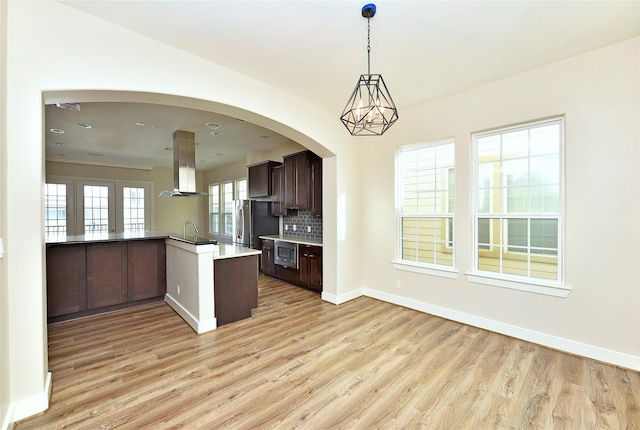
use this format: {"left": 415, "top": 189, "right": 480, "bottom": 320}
{"left": 274, "top": 240, "right": 298, "bottom": 269}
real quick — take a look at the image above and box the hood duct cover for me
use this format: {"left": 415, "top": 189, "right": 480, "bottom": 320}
{"left": 159, "top": 130, "right": 208, "bottom": 197}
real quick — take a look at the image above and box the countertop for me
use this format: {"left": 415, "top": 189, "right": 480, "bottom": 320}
{"left": 46, "top": 230, "right": 170, "bottom": 245}
{"left": 259, "top": 234, "right": 323, "bottom": 247}
{"left": 165, "top": 238, "right": 262, "bottom": 260}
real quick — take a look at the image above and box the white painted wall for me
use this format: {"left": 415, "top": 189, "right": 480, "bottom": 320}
{"left": 361, "top": 37, "right": 640, "bottom": 369}
{"left": 2, "top": 0, "right": 359, "bottom": 425}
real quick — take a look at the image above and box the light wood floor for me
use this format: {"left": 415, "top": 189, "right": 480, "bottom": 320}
{"left": 17, "top": 276, "right": 640, "bottom": 429}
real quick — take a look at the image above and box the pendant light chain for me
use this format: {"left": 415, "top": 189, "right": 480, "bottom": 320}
{"left": 367, "top": 17, "right": 371, "bottom": 76}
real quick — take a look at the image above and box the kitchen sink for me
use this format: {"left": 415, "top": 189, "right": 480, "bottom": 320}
{"left": 169, "top": 235, "right": 218, "bottom": 245}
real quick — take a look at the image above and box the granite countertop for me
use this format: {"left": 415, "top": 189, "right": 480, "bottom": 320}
{"left": 46, "top": 230, "right": 171, "bottom": 245}
{"left": 259, "top": 234, "right": 323, "bottom": 247}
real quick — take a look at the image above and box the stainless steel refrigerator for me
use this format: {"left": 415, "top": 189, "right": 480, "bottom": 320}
{"left": 232, "top": 200, "right": 279, "bottom": 249}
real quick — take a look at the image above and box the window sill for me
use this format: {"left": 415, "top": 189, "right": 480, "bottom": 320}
{"left": 392, "top": 260, "right": 459, "bottom": 279}
{"left": 466, "top": 272, "right": 571, "bottom": 297}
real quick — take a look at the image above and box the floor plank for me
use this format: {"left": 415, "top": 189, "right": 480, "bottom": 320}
{"left": 16, "top": 275, "right": 640, "bottom": 429}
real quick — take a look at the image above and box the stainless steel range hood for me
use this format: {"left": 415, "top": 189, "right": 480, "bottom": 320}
{"left": 159, "top": 130, "right": 208, "bottom": 197}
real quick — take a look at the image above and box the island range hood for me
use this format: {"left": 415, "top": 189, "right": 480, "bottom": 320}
{"left": 159, "top": 130, "right": 208, "bottom": 197}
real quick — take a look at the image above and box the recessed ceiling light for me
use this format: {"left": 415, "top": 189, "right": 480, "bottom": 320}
{"left": 210, "top": 131, "right": 221, "bottom": 136}
{"left": 135, "top": 122, "right": 145, "bottom": 127}
{"left": 77, "top": 123, "right": 92, "bottom": 129}
{"left": 164, "top": 147, "right": 172, "bottom": 151}
{"left": 55, "top": 142, "right": 64, "bottom": 146}
{"left": 235, "top": 118, "right": 245, "bottom": 123}
{"left": 205, "top": 122, "right": 221, "bottom": 130}
{"left": 49, "top": 128, "right": 65, "bottom": 134}
{"left": 260, "top": 135, "right": 270, "bottom": 139}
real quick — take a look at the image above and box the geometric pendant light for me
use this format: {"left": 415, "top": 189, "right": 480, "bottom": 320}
{"left": 340, "top": 3, "right": 399, "bottom": 136}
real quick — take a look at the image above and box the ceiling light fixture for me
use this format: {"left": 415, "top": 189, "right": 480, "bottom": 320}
{"left": 77, "top": 123, "right": 92, "bottom": 129}
{"left": 49, "top": 128, "right": 65, "bottom": 134}
{"left": 340, "top": 3, "right": 398, "bottom": 136}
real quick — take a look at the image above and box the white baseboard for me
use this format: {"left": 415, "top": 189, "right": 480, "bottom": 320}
{"left": 164, "top": 294, "right": 217, "bottom": 334}
{"left": 363, "top": 288, "right": 640, "bottom": 371}
{"left": 322, "top": 288, "right": 363, "bottom": 305}
{"left": 5, "top": 371, "right": 52, "bottom": 428}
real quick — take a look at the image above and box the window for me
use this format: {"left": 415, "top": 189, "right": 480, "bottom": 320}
{"left": 222, "top": 181, "right": 234, "bottom": 235}
{"left": 44, "top": 183, "right": 68, "bottom": 234}
{"left": 472, "top": 118, "right": 563, "bottom": 284}
{"left": 209, "top": 183, "right": 220, "bottom": 234}
{"left": 236, "top": 178, "right": 247, "bottom": 200}
{"left": 123, "top": 186, "right": 145, "bottom": 232}
{"left": 397, "top": 139, "right": 456, "bottom": 270}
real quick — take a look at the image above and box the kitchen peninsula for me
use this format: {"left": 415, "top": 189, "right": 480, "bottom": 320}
{"left": 45, "top": 232, "right": 262, "bottom": 331}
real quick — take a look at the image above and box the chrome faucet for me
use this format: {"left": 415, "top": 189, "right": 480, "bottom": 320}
{"left": 183, "top": 221, "right": 199, "bottom": 239}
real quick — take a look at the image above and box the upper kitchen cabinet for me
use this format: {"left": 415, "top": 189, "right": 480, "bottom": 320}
{"left": 283, "top": 150, "right": 322, "bottom": 215}
{"left": 248, "top": 160, "right": 282, "bottom": 198}
{"left": 271, "top": 165, "right": 288, "bottom": 217}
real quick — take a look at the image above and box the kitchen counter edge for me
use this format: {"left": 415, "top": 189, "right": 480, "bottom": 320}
{"left": 259, "top": 235, "right": 323, "bottom": 247}
{"left": 46, "top": 230, "right": 171, "bottom": 245}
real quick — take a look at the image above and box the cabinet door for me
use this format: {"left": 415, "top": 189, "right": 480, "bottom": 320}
{"left": 46, "top": 244, "right": 87, "bottom": 317}
{"left": 261, "top": 239, "right": 275, "bottom": 276}
{"left": 128, "top": 239, "right": 166, "bottom": 301}
{"left": 248, "top": 161, "right": 281, "bottom": 198}
{"left": 87, "top": 242, "right": 128, "bottom": 309}
{"left": 299, "top": 245, "right": 322, "bottom": 291}
{"left": 284, "top": 152, "right": 310, "bottom": 210}
{"left": 214, "top": 255, "right": 259, "bottom": 326}
{"left": 310, "top": 154, "right": 322, "bottom": 216}
{"left": 270, "top": 166, "right": 287, "bottom": 216}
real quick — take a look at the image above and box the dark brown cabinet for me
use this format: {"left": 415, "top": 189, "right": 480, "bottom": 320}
{"left": 283, "top": 150, "right": 322, "bottom": 214}
{"left": 309, "top": 153, "right": 322, "bottom": 217}
{"left": 46, "top": 239, "right": 167, "bottom": 322}
{"left": 87, "top": 241, "right": 128, "bottom": 309}
{"left": 284, "top": 151, "right": 310, "bottom": 210}
{"left": 299, "top": 245, "right": 322, "bottom": 291}
{"left": 270, "top": 165, "right": 288, "bottom": 216}
{"left": 261, "top": 239, "right": 275, "bottom": 276}
{"left": 214, "top": 255, "right": 259, "bottom": 326}
{"left": 248, "top": 160, "right": 282, "bottom": 198}
{"left": 128, "top": 240, "right": 166, "bottom": 301}
{"left": 46, "top": 244, "right": 87, "bottom": 317}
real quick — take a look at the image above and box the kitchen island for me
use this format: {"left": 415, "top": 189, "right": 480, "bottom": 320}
{"left": 45, "top": 231, "right": 170, "bottom": 323}
{"left": 164, "top": 239, "right": 262, "bottom": 333}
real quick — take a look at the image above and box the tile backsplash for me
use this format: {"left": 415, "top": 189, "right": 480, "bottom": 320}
{"left": 283, "top": 210, "right": 323, "bottom": 240}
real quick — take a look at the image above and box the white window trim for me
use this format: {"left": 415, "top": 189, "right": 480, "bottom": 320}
{"left": 470, "top": 117, "right": 566, "bottom": 297}
{"left": 395, "top": 138, "right": 457, "bottom": 277}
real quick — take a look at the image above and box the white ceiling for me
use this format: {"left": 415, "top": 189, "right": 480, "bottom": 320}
{"left": 47, "top": 0, "right": 640, "bottom": 170}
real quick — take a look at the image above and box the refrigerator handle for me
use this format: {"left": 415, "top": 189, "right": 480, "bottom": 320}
{"left": 237, "top": 206, "right": 244, "bottom": 239}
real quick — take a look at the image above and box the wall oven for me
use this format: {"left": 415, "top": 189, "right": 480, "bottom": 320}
{"left": 274, "top": 240, "right": 298, "bottom": 269}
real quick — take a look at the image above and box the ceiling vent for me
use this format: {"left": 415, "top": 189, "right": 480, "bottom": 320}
{"left": 55, "top": 102, "right": 81, "bottom": 111}
{"left": 204, "top": 122, "right": 221, "bottom": 130}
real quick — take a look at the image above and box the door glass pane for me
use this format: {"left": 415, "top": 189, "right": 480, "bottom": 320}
{"left": 44, "top": 183, "right": 67, "bottom": 235}
{"left": 123, "top": 186, "right": 145, "bottom": 232}
{"left": 84, "top": 185, "right": 109, "bottom": 233}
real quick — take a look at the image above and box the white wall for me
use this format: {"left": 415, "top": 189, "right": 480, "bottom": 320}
{"left": 361, "top": 37, "right": 640, "bottom": 369}
{"left": 2, "top": 0, "right": 361, "bottom": 425}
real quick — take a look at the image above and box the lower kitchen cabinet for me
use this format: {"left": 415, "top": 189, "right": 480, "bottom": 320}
{"left": 214, "top": 255, "right": 259, "bottom": 326}
{"left": 299, "top": 245, "right": 322, "bottom": 291}
{"left": 87, "top": 241, "right": 128, "bottom": 309}
{"left": 46, "top": 239, "right": 167, "bottom": 323}
{"left": 46, "top": 244, "right": 87, "bottom": 317}
{"left": 128, "top": 240, "right": 167, "bottom": 301}
{"left": 261, "top": 239, "right": 275, "bottom": 276}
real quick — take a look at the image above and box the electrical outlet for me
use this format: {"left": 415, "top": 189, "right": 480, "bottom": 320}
{"left": 395, "top": 280, "right": 401, "bottom": 289}
{"left": 307, "top": 226, "right": 311, "bottom": 233}
{"left": 177, "top": 285, "right": 181, "bottom": 295}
